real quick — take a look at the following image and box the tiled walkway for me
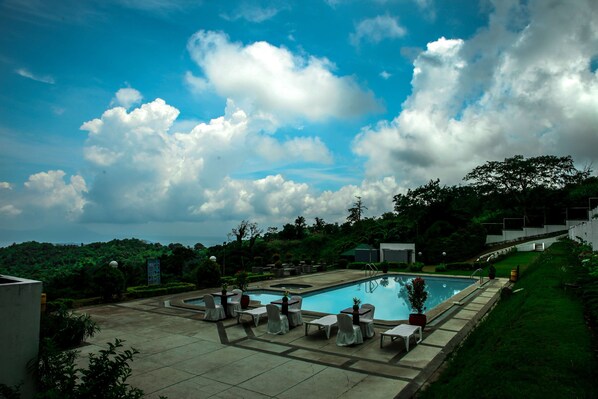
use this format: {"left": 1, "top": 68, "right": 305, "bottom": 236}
{"left": 76, "top": 273, "right": 508, "bottom": 398}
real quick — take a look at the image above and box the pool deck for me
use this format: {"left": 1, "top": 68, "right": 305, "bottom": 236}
{"left": 76, "top": 270, "right": 509, "bottom": 398}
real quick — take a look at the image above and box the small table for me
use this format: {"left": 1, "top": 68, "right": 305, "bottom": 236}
{"left": 380, "top": 324, "right": 423, "bottom": 350}
{"left": 212, "top": 291, "right": 236, "bottom": 317}
{"left": 340, "top": 307, "right": 371, "bottom": 325}
{"left": 271, "top": 298, "right": 299, "bottom": 316}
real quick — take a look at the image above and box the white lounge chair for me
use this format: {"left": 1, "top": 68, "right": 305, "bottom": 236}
{"left": 336, "top": 313, "right": 363, "bottom": 346}
{"left": 305, "top": 314, "right": 337, "bottom": 339}
{"left": 203, "top": 294, "right": 225, "bottom": 321}
{"left": 266, "top": 304, "right": 289, "bottom": 335}
{"left": 380, "top": 324, "right": 422, "bottom": 350}
{"left": 236, "top": 306, "right": 267, "bottom": 326}
{"left": 359, "top": 303, "right": 375, "bottom": 338}
{"left": 288, "top": 295, "right": 303, "bottom": 327}
{"left": 227, "top": 288, "right": 242, "bottom": 316}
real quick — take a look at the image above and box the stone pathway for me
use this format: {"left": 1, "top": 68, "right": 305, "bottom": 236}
{"left": 76, "top": 275, "right": 508, "bottom": 398}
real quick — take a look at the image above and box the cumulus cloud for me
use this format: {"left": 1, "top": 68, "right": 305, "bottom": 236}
{"left": 15, "top": 68, "right": 55, "bottom": 84}
{"left": 353, "top": 0, "right": 598, "bottom": 186}
{"left": 186, "top": 30, "right": 381, "bottom": 124}
{"left": 111, "top": 87, "right": 143, "bottom": 109}
{"left": 350, "top": 15, "right": 406, "bottom": 47}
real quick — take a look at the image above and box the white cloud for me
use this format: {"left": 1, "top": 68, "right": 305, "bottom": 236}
{"left": 220, "top": 4, "right": 283, "bottom": 23}
{"left": 350, "top": 15, "right": 406, "bottom": 47}
{"left": 380, "top": 71, "right": 392, "bottom": 79}
{"left": 186, "top": 30, "right": 381, "bottom": 124}
{"left": 111, "top": 87, "right": 143, "bottom": 109}
{"left": 353, "top": 0, "right": 598, "bottom": 186}
{"left": 184, "top": 71, "right": 210, "bottom": 93}
{"left": 15, "top": 68, "right": 55, "bottom": 84}
{"left": 0, "top": 182, "right": 12, "bottom": 190}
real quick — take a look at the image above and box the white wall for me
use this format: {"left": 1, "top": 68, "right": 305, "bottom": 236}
{"left": 0, "top": 276, "right": 42, "bottom": 399}
{"left": 379, "top": 243, "right": 415, "bottom": 263}
{"left": 569, "top": 218, "right": 598, "bottom": 250}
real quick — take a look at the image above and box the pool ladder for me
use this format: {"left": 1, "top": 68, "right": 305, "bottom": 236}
{"left": 471, "top": 268, "right": 485, "bottom": 284}
{"left": 365, "top": 263, "right": 379, "bottom": 278}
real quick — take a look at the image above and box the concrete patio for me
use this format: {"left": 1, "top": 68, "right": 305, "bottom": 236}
{"left": 76, "top": 272, "right": 508, "bottom": 398}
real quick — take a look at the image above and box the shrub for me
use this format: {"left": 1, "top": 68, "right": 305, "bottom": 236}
{"left": 195, "top": 258, "right": 221, "bottom": 288}
{"left": 406, "top": 277, "right": 428, "bottom": 314}
{"left": 436, "top": 263, "right": 447, "bottom": 272}
{"left": 90, "top": 265, "right": 125, "bottom": 301}
{"left": 338, "top": 259, "right": 348, "bottom": 269}
{"left": 40, "top": 308, "right": 99, "bottom": 350}
{"left": 409, "top": 262, "right": 424, "bottom": 272}
{"left": 126, "top": 282, "right": 196, "bottom": 298}
{"left": 35, "top": 338, "right": 146, "bottom": 399}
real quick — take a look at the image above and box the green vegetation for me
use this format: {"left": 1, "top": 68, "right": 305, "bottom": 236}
{"left": 493, "top": 251, "right": 540, "bottom": 277}
{"left": 418, "top": 241, "right": 598, "bottom": 399}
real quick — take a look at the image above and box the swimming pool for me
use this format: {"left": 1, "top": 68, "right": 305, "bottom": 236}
{"left": 186, "top": 274, "right": 475, "bottom": 320}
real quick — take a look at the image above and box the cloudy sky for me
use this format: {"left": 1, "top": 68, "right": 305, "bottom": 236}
{"left": 1, "top": 0, "right": 597, "bottom": 247}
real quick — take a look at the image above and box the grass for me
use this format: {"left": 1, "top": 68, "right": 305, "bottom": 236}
{"left": 417, "top": 241, "right": 597, "bottom": 399}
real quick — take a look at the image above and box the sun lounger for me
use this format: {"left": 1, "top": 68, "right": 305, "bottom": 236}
{"left": 236, "top": 306, "right": 267, "bottom": 327}
{"left": 380, "top": 324, "right": 422, "bottom": 350}
{"left": 305, "top": 315, "right": 338, "bottom": 339}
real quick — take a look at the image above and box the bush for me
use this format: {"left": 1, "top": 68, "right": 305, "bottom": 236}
{"left": 195, "top": 258, "right": 221, "bottom": 288}
{"left": 436, "top": 263, "right": 447, "bottom": 272}
{"left": 90, "top": 265, "right": 125, "bottom": 301}
{"left": 392, "top": 262, "right": 409, "bottom": 270}
{"left": 446, "top": 262, "right": 477, "bottom": 271}
{"left": 409, "top": 262, "right": 424, "bottom": 272}
{"left": 40, "top": 308, "right": 99, "bottom": 350}
{"left": 338, "top": 259, "right": 348, "bottom": 269}
{"left": 126, "top": 282, "right": 196, "bottom": 298}
{"left": 347, "top": 262, "right": 369, "bottom": 270}
{"left": 35, "top": 338, "right": 146, "bottom": 399}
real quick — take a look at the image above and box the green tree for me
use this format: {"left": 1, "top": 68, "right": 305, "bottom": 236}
{"left": 347, "top": 196, "right": 367, "bottom": 224}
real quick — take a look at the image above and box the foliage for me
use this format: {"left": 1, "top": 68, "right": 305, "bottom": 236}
{"left": 90, "top": 265, "right": 125, "bottom": 301}
{"left": 347, "top": 196, "right": 367, "bottom": 224}
{"left": 126, "top": 282, "right": 196, "bottom": 298}
{"left": 488, "top": 264, "right": 496, "bottom": 279}
{"left": 234, "top": 270, "right": 249, "bottom": 291}
{"left": 195, "top": 258, "right": 221, "bottom": 288}
{"left": 418, "top": 242, "right": 597, "bottom": 399}
{"left": 353, "top": 297, "right": 361, "bottom": 307}
{"left": 406, "top": 277, "right": 428, "bottom": 314}
{"left": 40, "top": 307, "right": 99, "bottom": 350}
{"left": 409, "top": 262, "right": 424, "bottom": 272}
{"left": 0, "top": 383, "right": 21, "bottom": 399}
{"left": 35, "top": 339, "right": 145, "bottom": 399}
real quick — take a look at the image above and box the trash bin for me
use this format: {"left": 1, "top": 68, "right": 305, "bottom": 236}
{"left": 510, "top": 269, "right": 518, "bottom": 282}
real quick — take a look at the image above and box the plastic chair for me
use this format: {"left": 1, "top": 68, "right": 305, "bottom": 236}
{"left": 266, "top": 304, "right": 289, "bottom": 334}
{"left": 288, "top": 295, "right": 303, "bottom": 327}
{"left": 227, "top": 288, "right": 242, "bottom": 316}
{"left": 203, "top": 294, "right": 225, "bottom": 321}
{"left": 336, "top": 313, "right": 363, "bottom": 346}
{"left": 360, "top": 303, "right": 376, "bottom": 338}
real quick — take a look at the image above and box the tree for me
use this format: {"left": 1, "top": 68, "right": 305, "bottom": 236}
{"left": 347, "top": 196, "right": 367, "bottom": 224}
{"left": 232, "top": 220, "right": 250, "bottom": 246}
{"left": 464, "top": 155, "right": 590, "bottom": 222}
{"left": 295, "top": 216, "right": 307, "bottom": 239}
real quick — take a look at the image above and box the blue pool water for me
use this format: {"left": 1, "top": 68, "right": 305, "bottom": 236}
{"left": 186, "top": 274, "right": 475, "bottom": 320}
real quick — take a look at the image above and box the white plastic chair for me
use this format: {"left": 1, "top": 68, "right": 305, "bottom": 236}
{"left": 360, "top": 303, "right": 376, "bottom": 338}
{"left": 227, "top": 289, "right": 242, "bottom": 316}
{"left": 266, "top": 304, "right": 289, "bottom": 334}
{"left": 336, "top": 313, "right": 363, "bottom": 346}
{"left": 203, "top": 294, "right": 225, "bottom": 321}
{"left": 288, "top": 295, "right": 303, "bottom": 327}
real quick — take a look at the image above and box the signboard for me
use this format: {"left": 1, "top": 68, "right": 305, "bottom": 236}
{"left": 147, "top": 259, "right": 161, "bottom": 286}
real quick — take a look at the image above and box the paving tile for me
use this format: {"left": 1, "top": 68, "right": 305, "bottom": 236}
{"left": 144, "top": 376, "right": 231, "bottom": 399}
{"left": 472, "top": 296, "right": 491, "bottom": 305}
{"left": 453, "top": 309, "right": 478, "bottom": 320}
{"left": 397, "top": 345, "right": 442, "bottom": 369}
{"left": 201, "top": 352, "right": 289, "bottom": 385}
{"left": 142, "top": 339, "right": 224, "bottom": 366}
{"left": 173, "top": 346, "right": 257, "bottom": 375}
{"left": 439, "top": 318, "right": 469, "bottom": 332}
{"left": 464, "top": 303, "right": 484, "bottom": 311}
{"left": 128, "top": 365, "right": 195, "bottom": 394}
{"left": 423, "top": 329, "right": 457, "bottom": 347}
{"left": 341, "top": 374, "right": 409, "bottom": 398}
{"left": 277, "top": 367, "right": 367, "bottom": 399}
{"left": 236, "top": 338, "right": 290, "bottom": 354}
{"left": 238, "top": 359, "right": 327, "bottom": 396}
{"left": 289, "top": 348, "right": 349, "bottom": 366}
{"left": 211, "top": 386, "right": 273, "bottom": 399}
{"left": 350, "top": 360, "right": 419, "bottom": 379}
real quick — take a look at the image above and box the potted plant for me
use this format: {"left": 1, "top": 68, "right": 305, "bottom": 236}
{"left": 488, "top": 264, "right": 496, "bottom": 280}
{"left": 381, "top": 261, "right": 389, "bottom": 274}
{"left": 406, "top": 277, "right": 428, "bottom": 328}
{"left": 352, "top": 297, "right": 361, "bottom": 325}
{"left": 221, "top": 282, "right": 228, "bottom": 295}
{"left": 235, "top": 270, "right": 250, "bottom": 309}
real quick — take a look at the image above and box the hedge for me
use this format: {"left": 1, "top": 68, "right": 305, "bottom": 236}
{"left": 126, "top": 282, "right": 196, "bottom": 298}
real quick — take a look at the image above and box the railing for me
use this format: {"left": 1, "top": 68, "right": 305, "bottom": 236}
{"left": 365, "top": 263, "right": 379, "bottom": 278}
{"left": 471, "top": 268, "right": 485, "bottom": 284}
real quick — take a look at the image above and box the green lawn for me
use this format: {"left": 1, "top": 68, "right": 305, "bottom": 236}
{"left": 493, "top": 251, "right": 541, "bottom": 278}
{"left": 417, "top": 241, "right": 597, "bottom": 398}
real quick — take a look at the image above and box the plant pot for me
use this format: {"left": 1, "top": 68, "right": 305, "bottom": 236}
{"left": 409, "top": 313, "right": 427, "bottom": 328}
{"left": 382, "top": 265, "right": 388, "bottom": 273}
{"left": 241, "top": 294, "right": 250, "bottom": 309}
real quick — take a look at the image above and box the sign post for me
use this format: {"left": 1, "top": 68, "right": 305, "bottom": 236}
{"left": 147, "top": 259, "right": 161, "bottom": 286}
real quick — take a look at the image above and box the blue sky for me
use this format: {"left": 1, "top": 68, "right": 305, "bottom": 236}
{"left": 1, "top": 0, "right": 597, "bottom": 247}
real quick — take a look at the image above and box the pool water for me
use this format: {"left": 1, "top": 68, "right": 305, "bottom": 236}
{"left": 246, "top": 275, "right": 474, "bottom": 320}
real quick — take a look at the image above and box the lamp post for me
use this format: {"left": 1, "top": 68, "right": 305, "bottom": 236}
{"left": 222, "top": 241, "right": 227, "bottom": 276}
{"left": 109, "top": 260, "right": 118, "bottom": 269}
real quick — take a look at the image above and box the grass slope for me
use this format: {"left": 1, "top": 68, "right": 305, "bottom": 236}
{"left": 418, "top": 242, "right": 597, "bottom": 399}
